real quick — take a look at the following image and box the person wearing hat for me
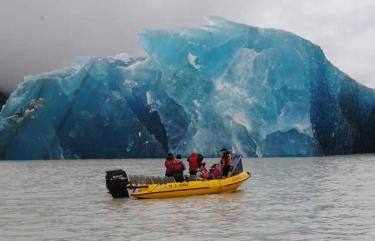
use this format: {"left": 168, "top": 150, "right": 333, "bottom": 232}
{"left": 165, "top": 153, "right": 176, "bottom": 178}
{"left": 220, "top": 148, "right": 232, "bottom": 177}
{"left": 187, "top": 152, "right": 203, "bottom": 176}
{"left": 174, "top": 154, "right": 186, "bottom": 182}
{"left": 209, "top": 164, "right": 222, "bottom": 179}
{"left": 198, "top": 162, "right": 209, "bottom": 180}
{"left": 165, "top": 153, "right": 185, "bottom": 182}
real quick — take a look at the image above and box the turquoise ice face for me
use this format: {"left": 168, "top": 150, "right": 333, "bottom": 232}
{"left": 1, "top": 17, "right": 375, "bottom": 159}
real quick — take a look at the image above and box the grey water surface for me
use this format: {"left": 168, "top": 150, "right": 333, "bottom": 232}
{"left": 1, "top": 155, "right": 375, "bottom": 241}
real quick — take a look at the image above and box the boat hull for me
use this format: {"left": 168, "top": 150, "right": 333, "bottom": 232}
{"left": 131, "top": 171, "right": 251, "bottom": 199}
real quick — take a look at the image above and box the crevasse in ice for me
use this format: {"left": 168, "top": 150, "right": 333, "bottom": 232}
{"left": 1, "top": 17, "right": 375, "bottom": 159}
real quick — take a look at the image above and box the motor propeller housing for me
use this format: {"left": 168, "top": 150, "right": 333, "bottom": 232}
{"left": 105, "top": 169, "right": 129, "bottom": 198}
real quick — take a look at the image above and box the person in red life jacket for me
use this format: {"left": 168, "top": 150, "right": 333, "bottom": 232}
{"left": 198, "top": 162, "right": 209, "bottom": 180}
{"left": 174, "top": 154, "right": 186, "bottom": 182}
{"left": 187, "top": 152, "right": 203, "bottom": 176}
{"left": 209, "top": 164, "right": 222, "bottom": 179}
{"left": 165, "top": 153, "right": 177, "bottom": 178}
{"left": 220, "top": 148, "right": 232, "bottom": 177}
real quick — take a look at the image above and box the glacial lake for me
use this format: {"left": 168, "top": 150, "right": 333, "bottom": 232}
{"left": 1, "top": 155, "right": 375, "bottom": 241}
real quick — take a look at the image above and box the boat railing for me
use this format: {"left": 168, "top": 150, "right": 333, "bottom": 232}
{"left": 128, "top": 175, "right": 176, "bottom": 185}
{"left": 184, "top": 175, "right": 200, "bottom": 181}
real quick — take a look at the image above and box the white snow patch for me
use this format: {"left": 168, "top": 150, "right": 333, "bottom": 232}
{"left": 122, "top": 57, "right": 146, "bottom": 73}
{"left": 112, "top": 53, "right": 130, "bottom": 62}
{"left": 146, "top": 91, "right": 153, "bottom": 105}
{"left": 206, "top": 16, "right": 227, "bottom": 26}
{"left": 293, "top": 123, "right": 310, "bottom": 133}
{"left": 188, "top": 52, "right": 202, "bottom": 70}
{"left": 71, "top": 56, "right": 92, "bottom": 70}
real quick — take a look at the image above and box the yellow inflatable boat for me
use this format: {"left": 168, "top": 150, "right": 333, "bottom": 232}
{"left": 131, "top": 171, "right": 251, "bottom": 199}
{"left": 106, "top": 170, "right": 251, "bottom": 199}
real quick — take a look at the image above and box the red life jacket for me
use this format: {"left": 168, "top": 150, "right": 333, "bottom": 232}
{"left": 175, "top": 160, "right": 185, "bottom": 172}
{"left": 187, "top": 153, "right": 199, "bottom": 171}
{"left": 166, "top": 159, "right": 185, "bottom": 173}
{"left": 165, "top": 159, "right": 177, "bottom": 174}
{"left": 220, "top": 153, "right": 232, "bottom": 167}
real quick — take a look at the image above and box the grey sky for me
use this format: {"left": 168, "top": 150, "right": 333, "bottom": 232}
{"left": 0, "top": 0, "right": 374, "bottom": 93}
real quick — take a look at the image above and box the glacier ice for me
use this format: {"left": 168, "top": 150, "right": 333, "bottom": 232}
{"left": 1, "top": 17, "right": 375, "bottom": 160}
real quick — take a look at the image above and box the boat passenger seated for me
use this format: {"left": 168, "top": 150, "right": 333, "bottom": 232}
{"left": 197, "top": 162, "right": 209, "bottom": 180}
{"left": 165, "top": 153, "right": 185, "bottom": 182}
{"left": 187, "top": 152, "right": 203, "bottom": 176}
{"left": 175, "top": 154, "right": 186, "bottom": 182}
{"left": 209, "top": 164, "right": 222, "bottom": 179}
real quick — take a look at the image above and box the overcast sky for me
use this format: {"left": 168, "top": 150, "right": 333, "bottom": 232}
{"left": 0, "top": 0, "right": 374, "bottom": 93}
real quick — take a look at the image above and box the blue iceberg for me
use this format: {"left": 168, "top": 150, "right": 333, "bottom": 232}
{"left": 1, "top": 17, "right": 375, "bottom": 159}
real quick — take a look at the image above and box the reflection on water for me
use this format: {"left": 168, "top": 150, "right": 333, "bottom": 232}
{"left": 1, "top": 155, "right": 375, "bottom": 241}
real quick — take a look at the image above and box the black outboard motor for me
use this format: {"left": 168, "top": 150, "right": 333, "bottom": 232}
{"left": 105, "top": 169, "right": 129, "bottom": 198}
